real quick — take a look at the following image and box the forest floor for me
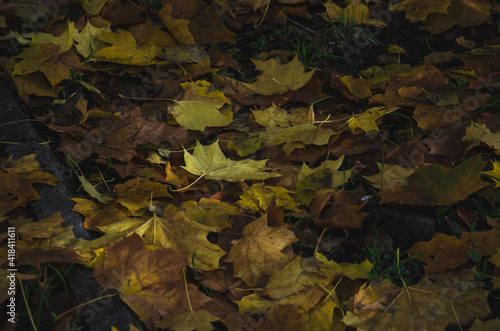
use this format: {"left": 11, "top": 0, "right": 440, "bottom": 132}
{"left": 1, "top": 0, "right": 500, "bottom": 330}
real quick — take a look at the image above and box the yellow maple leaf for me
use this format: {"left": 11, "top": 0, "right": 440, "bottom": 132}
{"left": 78, "top": 0, "right": 111, "bottom": 16}
{"left": 314, "top": 252, "right": 372, "bottom": 280}
{"left": 340, "top": 76, "right": 372, "bottom": 98}
{"left": 264, "top": 257, "right": 307, "bottom": 300}
{"left": 168, "top": 99, "right": 231, "bottom": 131}
{"left": 73, "top": 20, "right": 112, "bottom": 58}
{"left": 182, "top": 140, "right": 280, "bottom": 182}
{"left": 305, "top": 297, "right": 344, "bottom": 331}
{"left": 364, "top": 163, "right": 416, "bottom": 190}
{"left": 13, "top": 43, "right": 81, "bottom": 86}
{"left": 94, "top": 29, "right": 161, "bottom": 65}
{"left": 32, "top": 21, "right": 75, "bottom": 52}
{"left": 158, "top": 3, "right": 195, "bottom": 44}
{"left": 252, "top": 105, "right": 339, "bottom": 155}
{"left": 237, "top": 182, "right": 296, "bottom": 212}
{"left": 168, "top": 83, "right": 231, "bottom": 131}
{"left": 323, "top": 2, "right": 387, "bottom": 27}
{"left": 180, "top": 80, "right": 230, "bottom": 104}
{"left": 225, "top": 215, "right": 298, "bottom": 286}
{"left": 462, "top": 122, "right": 500, "bottom": 151}
{"left": 243, "top": 55, "right": 315, "bottom": 95}
{"left": 295, "top": 157, "right": 351, "bottom": 206}
{"left": 113, "top": 177, "right": 171, "bottom": 213}
{"left": 237, "top": 293, "right": 273, "bottom": 314}
{"left": 347, "top": 106, "right": 388, "bottom": 134}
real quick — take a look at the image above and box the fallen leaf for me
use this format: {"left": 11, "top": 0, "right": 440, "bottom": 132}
{"left": 17, "top": 212, "right": 66, "bottom": 240}
{"left": 168, "top": 84, "right": 232, "bottom": 131}
{"left": 158, "top": 3, "right": 195, "bottom": 44}
{"left": 0, "top": 154, "right": 58, "bottom": 212}
{"left": 379, "top": 155, "right": 490, "bottom": 206}
{"left": 469, "top": 317, "right": 500, "bottom": 331}
{"left": 483, "top": 161, "right": 500, "bottom": 188}
{"left": 460, "top": 223, "right": 500, "bottom": 257}
{"left": 94, "top": 29, "right": 162, "bottom": 65}
{"left": 423, "top": 0, "right": 492, "bottom": 35}
{"left": 75, "top": 170, "right": 115, "bottom": 205}
{"left": 347, "top": 107, "right": 389, "bottom": 134}
{"left": 389, "top": 0, "right": 452, "bottom": 23}
{"left": 32, "top": 21, "right": 75, "bottom": 52}
{"left": 96, "top": 202, "right": 229, "bottom": 270}
{"left": 304, "top": 297, "right": 344, "bottom": 331}
{"left": 238, "top": 182, "right": 296, "bottom": 212}
{"left": 182, "top": 140, "right": 280, "bottom": 182}
{"left": 92, "top": 234, "right": 211, "bottom": 328}
{"left": 314, "top": 252, "right": 372, "bottom": 280}
{"left": 323, "top": 2, "right": 387, "bottom": 27}
{"left": 113, "top": 177, "right": 171, "bottom": 213}
{"left": 462, "top": 122, "right": 500, "bottom": 151}
{"left": 237, "top": 293, "right": 273, "bottom": 314}
{"left": 74, "top": 20, "right": 112, "bottom": 58}
{"left": 406, "top": 232, "right": 471, "bottom": 274}
{"left": 259, "top": 304, "right": 304, "bottom": 330}
{"left": 263, "top": 257, "right": 307, "bottom": 299}
{"left": 13, "top": 43, "right": 82, "bottom": 86}
{"left": 340, "top": 76, "right": 372, "bottom": 99}
{"left": 343, "top": 277, "right": 490, "bottom": 330}
{"left": 243, "top": 56, "right": 314, "bottom": 95}
{"left": 364, "top": 162, "right": 416, "bottom": 190}
{"left": 225, "top": 215, "right": 298, "bottom": 286}
{"left": 295, "top": 157, "right": 351, "bottom": 206}
{"left": 313, "top": 189, "right": 369, "bottom": 230}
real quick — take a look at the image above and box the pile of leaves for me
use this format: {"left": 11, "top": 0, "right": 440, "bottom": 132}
{"left": 1, "top": 0, "right": 500, "bottom": 329}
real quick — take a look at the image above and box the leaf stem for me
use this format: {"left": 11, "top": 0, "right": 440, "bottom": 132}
{"left": 170, "top": 174, "right": 206, "bottom": 192}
